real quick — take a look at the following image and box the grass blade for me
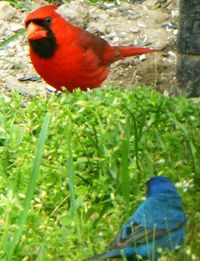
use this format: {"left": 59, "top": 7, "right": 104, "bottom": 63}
{"left": 7, "top": 113, "right": 51, "bottom": 260}
{"left": 119, "top": 125, "right": 130, "bottom": 208}
{"left": 66, "top": 130, "right": 76, "bottom": 216}
{"left": 66, "top": 129, "right": 81, "bottom": 240}
{"left": 0, "top": 29, "right": 25, "bottom": 48}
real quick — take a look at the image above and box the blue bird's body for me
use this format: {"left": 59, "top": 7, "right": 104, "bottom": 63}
{"left": 85, "top": 176, "right": 186, "bottom": 260}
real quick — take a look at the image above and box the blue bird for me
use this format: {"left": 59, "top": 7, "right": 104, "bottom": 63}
{"left": 84, "top": 176, "right": 186, "bottom": 261}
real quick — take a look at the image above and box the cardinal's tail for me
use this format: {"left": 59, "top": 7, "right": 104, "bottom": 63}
{"left": 103, "top": 45, "right": 158, "bottom": 64}
{"left": 118, "top": 46, "right": 158, "bottom": 58}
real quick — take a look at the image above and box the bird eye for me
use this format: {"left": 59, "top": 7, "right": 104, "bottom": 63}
{"left": 45, "top": 17, "right": 52, "bottom": 24}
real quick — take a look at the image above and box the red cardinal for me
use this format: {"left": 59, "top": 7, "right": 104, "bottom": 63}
{"left": 25, "top": 5, "right": 157, "bottom": 92}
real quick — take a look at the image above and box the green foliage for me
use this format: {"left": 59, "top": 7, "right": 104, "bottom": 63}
{"left": 0, "top": 87, "right": 199, "bottom": 260}
{"left": 155, "top": 0, "right": 171, "bottom": 8}
{"left": 4, "top": 0, "right": 70, "bottom": 8}
{"left": 4, "top": 0, "right": 31, "bottom": 9}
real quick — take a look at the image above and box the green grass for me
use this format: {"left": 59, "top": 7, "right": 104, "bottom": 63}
{"left": 0, "top": 87, "right": 199, "bottom": 260}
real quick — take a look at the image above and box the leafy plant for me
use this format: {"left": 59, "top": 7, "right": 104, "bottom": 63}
{"left": 0, "top": 87, "right": 199, "bottom": 260}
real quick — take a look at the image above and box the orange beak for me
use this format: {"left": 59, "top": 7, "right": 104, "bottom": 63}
{"left": 26, "top": 22, "right": 48, "bottom": 40}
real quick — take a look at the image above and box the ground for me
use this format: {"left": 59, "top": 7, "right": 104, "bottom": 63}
{"left": 0, "top": 0, "right": 179, "bottom": 96}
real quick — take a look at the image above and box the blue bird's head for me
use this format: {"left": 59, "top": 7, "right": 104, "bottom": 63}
{"left": 146, "top": 176, "right": 178, "bottom": 197}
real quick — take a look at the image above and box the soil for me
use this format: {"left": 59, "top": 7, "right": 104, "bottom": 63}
{"left": 0, "top": 0, "right": 179, "bottom": 97}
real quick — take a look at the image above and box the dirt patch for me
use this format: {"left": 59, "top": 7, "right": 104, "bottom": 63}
{"left": 0, "top": 0, "right": 179, "bottom": 96}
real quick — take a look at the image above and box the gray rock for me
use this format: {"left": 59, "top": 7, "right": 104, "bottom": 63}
{"left": 56, "top": 1, "right": 89, "bottom": 28}
{"left": 0, "top": 1, "right": 16, "bottom": 21}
